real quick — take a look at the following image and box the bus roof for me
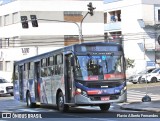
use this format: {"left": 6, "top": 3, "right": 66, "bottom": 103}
{"left": 14, "top": 42, "right": 122, "bottom": 65}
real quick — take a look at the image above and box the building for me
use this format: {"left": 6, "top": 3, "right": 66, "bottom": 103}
{"left": 0, "top": 0, "right": 104, "bottom": 81}
{"left": 104, "top": 0, "right": 160, "bottom": 77}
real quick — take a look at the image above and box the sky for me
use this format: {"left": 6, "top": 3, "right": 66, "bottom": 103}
{"left": 0, "top": 0, "right": 102, "bottom": 5}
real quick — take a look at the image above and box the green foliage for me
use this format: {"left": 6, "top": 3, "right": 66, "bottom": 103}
{"left": 126, "top": 58, "right": 135, "bottom": 69}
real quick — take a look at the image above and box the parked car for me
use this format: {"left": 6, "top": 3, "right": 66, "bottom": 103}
{"left": 141, "top": 68, "right": 160, "bottom": 83}
{"left": 0, "top": 77, "right": 13, "bottom": 96}
{"left": 128, "top": 68, "right": 155, "bottom": 84}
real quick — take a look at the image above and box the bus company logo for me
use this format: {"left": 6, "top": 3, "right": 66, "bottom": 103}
{"left": 97, "top": 90, "right": 102, "bottom": 94}
{"left": 2, "top": 113, "right": 11, "bottom": 118}
{"left": 115, "top": 89, "right": 120, "bottom": 93}
{"left": 21, "top": 48, "right": 29, "bottom": 55}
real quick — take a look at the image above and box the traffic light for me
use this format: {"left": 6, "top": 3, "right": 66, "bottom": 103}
{"left": 87, "top": 2, "right": 96, "bottom": 16}
{"left": 21, "top": 16, "right": 28, "bottom": 28}
{"left": 30, "top": 15, "right": 38, "bottom": 27}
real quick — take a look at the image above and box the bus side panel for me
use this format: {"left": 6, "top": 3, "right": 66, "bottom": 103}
{"left": 28, "top": 79, "right": 36, "bottom": 102}
{"left": 23, "top": 79, "right": 30, "bottom": 102}
{"left": 38, "top": 75, "right": 65, "bottom": 105}
{"left": 52, "top": 75, "right": 65, "bottom": 104}
{"left": 39, "top": 77, "right": 52, "bottom": 104}
{"left": 14, "top": 80, "right": 20, "bottom": 101}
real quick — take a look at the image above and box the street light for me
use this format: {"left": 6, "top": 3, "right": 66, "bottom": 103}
{"left": 137, "top": 19, "right": 151, "bottom": 102}
{"left": 142, "top": 38, "right": 151, "bottom": 102}
{"left": 20, "top": 2, "right": 96, "bottom": 44}
{"left": 37, "top": 19, "right": 82, "bottom": 43}
{"left": 80, "top": 2, "right": 96, "bottom": 41}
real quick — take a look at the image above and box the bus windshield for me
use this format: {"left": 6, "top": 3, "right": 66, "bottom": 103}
{"left": 75, "top": 55, "right": 124, "bottom": 81}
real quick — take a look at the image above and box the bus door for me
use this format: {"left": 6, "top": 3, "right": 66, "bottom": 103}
{"left": 65, "top": 54, "right": 74, "bottom": 103}
{"left": 34, "top": 61, "right": 40, "bottom": 102}
{"left": 19, "top": 65, "right": 23, "bottom": 100}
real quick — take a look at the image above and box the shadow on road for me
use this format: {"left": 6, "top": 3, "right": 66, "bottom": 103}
{"left": 0, "top": 94, "right": 13, "bottom": 97}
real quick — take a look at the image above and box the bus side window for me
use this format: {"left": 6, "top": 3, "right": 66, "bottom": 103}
{"left": 48, "top": 56, "right": 54, "bottom": 76}
{"left": 41, "top": 58, "right": 48, "bottom": 77}
{"left": 41, "top": 68, "right": 48, "bottom": 77}
{"left": 28, "top": 62, "right": 34, "bottom": 79}
{"left": 55, "top": 54, "right": 63, "bottom": 75}
{"left": 13, "top": 65, "right": 19, "bottom": 80}
{"left": 23, "top": 63, "right": 26, "bottom": 80}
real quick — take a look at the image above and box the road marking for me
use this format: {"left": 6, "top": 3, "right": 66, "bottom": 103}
{"left": 127, "top": 90, "right": 160, "bottom": 102}
{"left": 16, "top": 109, "right": 39, "bottom": 112}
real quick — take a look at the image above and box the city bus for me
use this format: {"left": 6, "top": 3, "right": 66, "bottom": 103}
{"left": 13, "top": 42, "right": 127, "bottom": 112}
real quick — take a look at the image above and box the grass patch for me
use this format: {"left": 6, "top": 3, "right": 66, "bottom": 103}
{"left": 127, "top": 82, "right": 160, "bottom": 89}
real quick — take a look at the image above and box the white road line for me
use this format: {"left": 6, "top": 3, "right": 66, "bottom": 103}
{"left": 127, "top": 90, "right": 160, "bottom": 102}
{"left": 16, "top": 109, "right": 39, "bottom": 112}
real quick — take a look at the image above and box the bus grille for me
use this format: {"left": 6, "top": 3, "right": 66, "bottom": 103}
{"left": 89, "top": 95, "right": 119, "bottom": 101}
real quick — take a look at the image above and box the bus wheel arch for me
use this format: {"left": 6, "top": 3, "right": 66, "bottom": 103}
{"left": 56, "top": 89, "right": 69, "bottom": 112}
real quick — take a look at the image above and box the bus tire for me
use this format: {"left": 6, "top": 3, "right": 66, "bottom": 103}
{"left": 99, "top": 103, "right": 110, "bottom": 111}
{"left": 57, "top": 92, "right": 69, "bottom": 112}
{"left": 26, "top": 92, "right": 36, "bottom": 108}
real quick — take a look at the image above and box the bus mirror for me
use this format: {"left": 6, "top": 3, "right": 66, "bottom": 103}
{"left": 71, "top": 57, "right": 74, "bottom": 66}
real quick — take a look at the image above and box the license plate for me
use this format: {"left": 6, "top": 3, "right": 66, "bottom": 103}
{"left": 101, "top": 96, "right": 110, "bottom": 101}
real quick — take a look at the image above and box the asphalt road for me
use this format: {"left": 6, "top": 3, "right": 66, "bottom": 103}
{"left": 1, "top": 84, "right": 160, "bottom": 121}
{"left": 128, "top": 85, "right": 160, "bottom": 95}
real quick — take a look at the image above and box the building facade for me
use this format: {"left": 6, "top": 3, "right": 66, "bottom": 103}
{"left": 104, "top": 0, "right": 160, "bottom": 77}
{"left": 0, "top": 0, "right": 104, "bottom": 81}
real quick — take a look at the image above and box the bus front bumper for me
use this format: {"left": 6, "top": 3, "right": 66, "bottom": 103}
{"left": 74, "top": 92, "right": 127, "bottom": 105}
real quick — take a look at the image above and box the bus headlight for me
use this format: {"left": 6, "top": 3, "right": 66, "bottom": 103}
{"left": 75, "top": 88, "right": 82, "bottom": 95}
{"left": 75, "top": 88, "right": 87, "bottom": 96}
{"left": 120, "top": 86, "right": 127, "bottom": 95}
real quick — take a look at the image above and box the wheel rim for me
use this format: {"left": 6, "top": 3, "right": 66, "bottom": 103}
{"left": 153, "top": 78, "right": 157, "bottom": 82}
{"left": 152, "top": 78, "right": 157, "bottom": 82}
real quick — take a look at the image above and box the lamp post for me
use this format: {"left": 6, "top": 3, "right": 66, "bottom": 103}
{"left": 137, "top": 19, "right": 151, "bottom": 102}
{"left": 142, "top": 38, "right": 151, "bottom": 102}
{"left": 34, "top": 19, "right": 82, "bottom": 44}
{"left": 21, "top": 2, "right": 96, "bottom": 44}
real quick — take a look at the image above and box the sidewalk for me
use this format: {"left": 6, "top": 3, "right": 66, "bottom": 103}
{"left": 120, "top": 101, "right": 160, "bottom": 112}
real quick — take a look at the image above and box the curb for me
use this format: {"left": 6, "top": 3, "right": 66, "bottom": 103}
{"left": 120, "top": 104, "right": 160, "bottom": 113}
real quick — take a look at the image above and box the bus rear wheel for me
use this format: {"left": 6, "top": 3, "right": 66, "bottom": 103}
{"left": 26, "top": 92, "right": 36, "bottom": 108}
{"left": 99, "top": 103, "right": 110, "bottom": 111}
{"left": 57, "top": 92, "right": 69, "bottom": 112}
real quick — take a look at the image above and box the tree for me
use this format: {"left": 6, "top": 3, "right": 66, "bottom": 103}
{"left": 126, "top": 58, "right": 135, "bottom": 69}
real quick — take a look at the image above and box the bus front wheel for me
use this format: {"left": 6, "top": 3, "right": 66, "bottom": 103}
{"left": 26, "top": 92, "right": 36, "bottom": 108}
{"left": 57, "top": 92, "right": 69, "bottom": 112}
{"left": 99, "top": 103, "right": 110, "bottom": 111}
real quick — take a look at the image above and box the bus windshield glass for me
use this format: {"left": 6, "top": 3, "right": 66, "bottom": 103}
{"left": 75, "top": 55, "right": 124, "bottom": 81}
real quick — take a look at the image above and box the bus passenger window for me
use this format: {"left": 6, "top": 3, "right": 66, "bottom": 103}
{"left": 48, "top": 67, "right": 54, "bottom": 76}
{"left": 48, "top": 56, "right": 54, "bottom": 66}
{"left": 56, "top": 54, "right": 63, "bottom": 64}
{"left": 13, "top": 66, "right": 19, "bottom": 80}
{"left": 41, "top": 68, "right": 47, "bottom": 77}
{"left": 41, "top": 58, "right": 47, "bottom": 67}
